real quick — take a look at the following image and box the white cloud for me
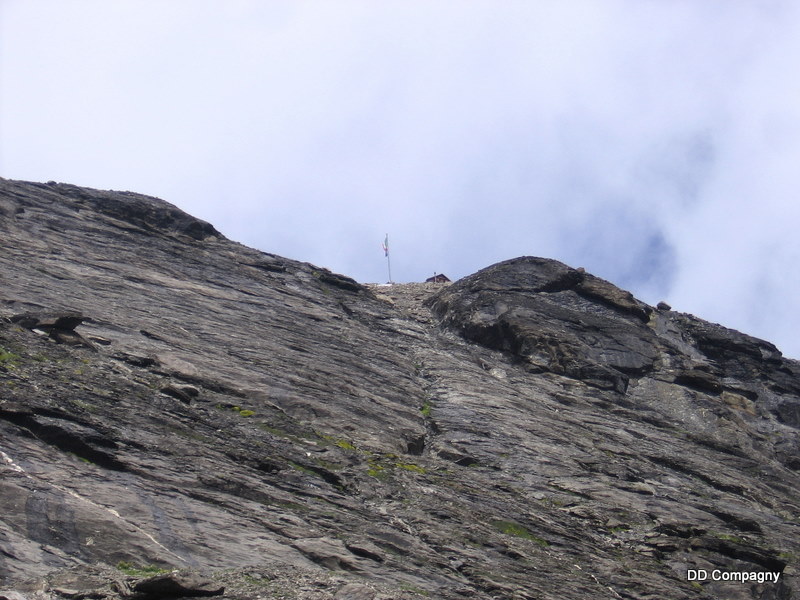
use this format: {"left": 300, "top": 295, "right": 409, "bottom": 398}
{"left": 2, "top": 1, "right": 800, "bottom": 356}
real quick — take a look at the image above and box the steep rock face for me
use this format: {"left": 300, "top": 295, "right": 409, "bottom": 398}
{"left": 1, "top": 178, "right": 799, "bottom": 600}
{"left": 428, "top": 257, "right": 659, "bottom": 393}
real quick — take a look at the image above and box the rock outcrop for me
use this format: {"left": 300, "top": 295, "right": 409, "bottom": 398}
{"left": 1, "top": 178, "right": 799, "bottom": 599}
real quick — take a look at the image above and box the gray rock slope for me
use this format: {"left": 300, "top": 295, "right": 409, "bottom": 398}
{"left": 1, "top": 178, "right": 799, "bottom": 600}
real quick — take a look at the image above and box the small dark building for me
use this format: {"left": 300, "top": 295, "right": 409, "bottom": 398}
{"left": 426, "top": 273, "right": 451, "bottom": 283}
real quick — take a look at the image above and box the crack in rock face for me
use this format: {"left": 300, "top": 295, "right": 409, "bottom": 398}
{"left": 1, "top": 178, "right": 799, "bottom": 599}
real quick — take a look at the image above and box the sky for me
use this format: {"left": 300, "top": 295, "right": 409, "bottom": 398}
{"left": 2, "top": 1, "right": 800, "bottom": 358}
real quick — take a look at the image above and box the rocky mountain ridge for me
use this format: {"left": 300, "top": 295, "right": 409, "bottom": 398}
{"left": 1, "top": 178, "right": 799, "bottom": 600}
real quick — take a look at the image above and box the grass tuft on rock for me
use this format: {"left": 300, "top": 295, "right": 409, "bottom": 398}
{"left": 491, "top": 520, "right": 549, "bottom": 546}
{"left": 116, "top": 561, "right": 171, "bottom": 577}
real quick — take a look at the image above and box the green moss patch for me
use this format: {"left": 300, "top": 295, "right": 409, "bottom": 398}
{"left": 0, "top": 347, "right": 21, "bottom": 367}
{"left": 492, "top": 520, "right": 549, "bottom": 547}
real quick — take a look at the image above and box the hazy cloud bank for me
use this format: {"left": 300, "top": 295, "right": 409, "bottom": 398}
{"left": 2, "top": 1, "right": 799, "bottom": 355}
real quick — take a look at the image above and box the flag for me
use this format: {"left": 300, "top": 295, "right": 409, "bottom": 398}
{"left": 382, "top": 234, "right": 389, "bottom": 257}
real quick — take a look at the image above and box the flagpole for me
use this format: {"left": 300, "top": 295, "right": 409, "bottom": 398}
{"left": 383, "top": 233, "right": 392, "bottom": 284}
